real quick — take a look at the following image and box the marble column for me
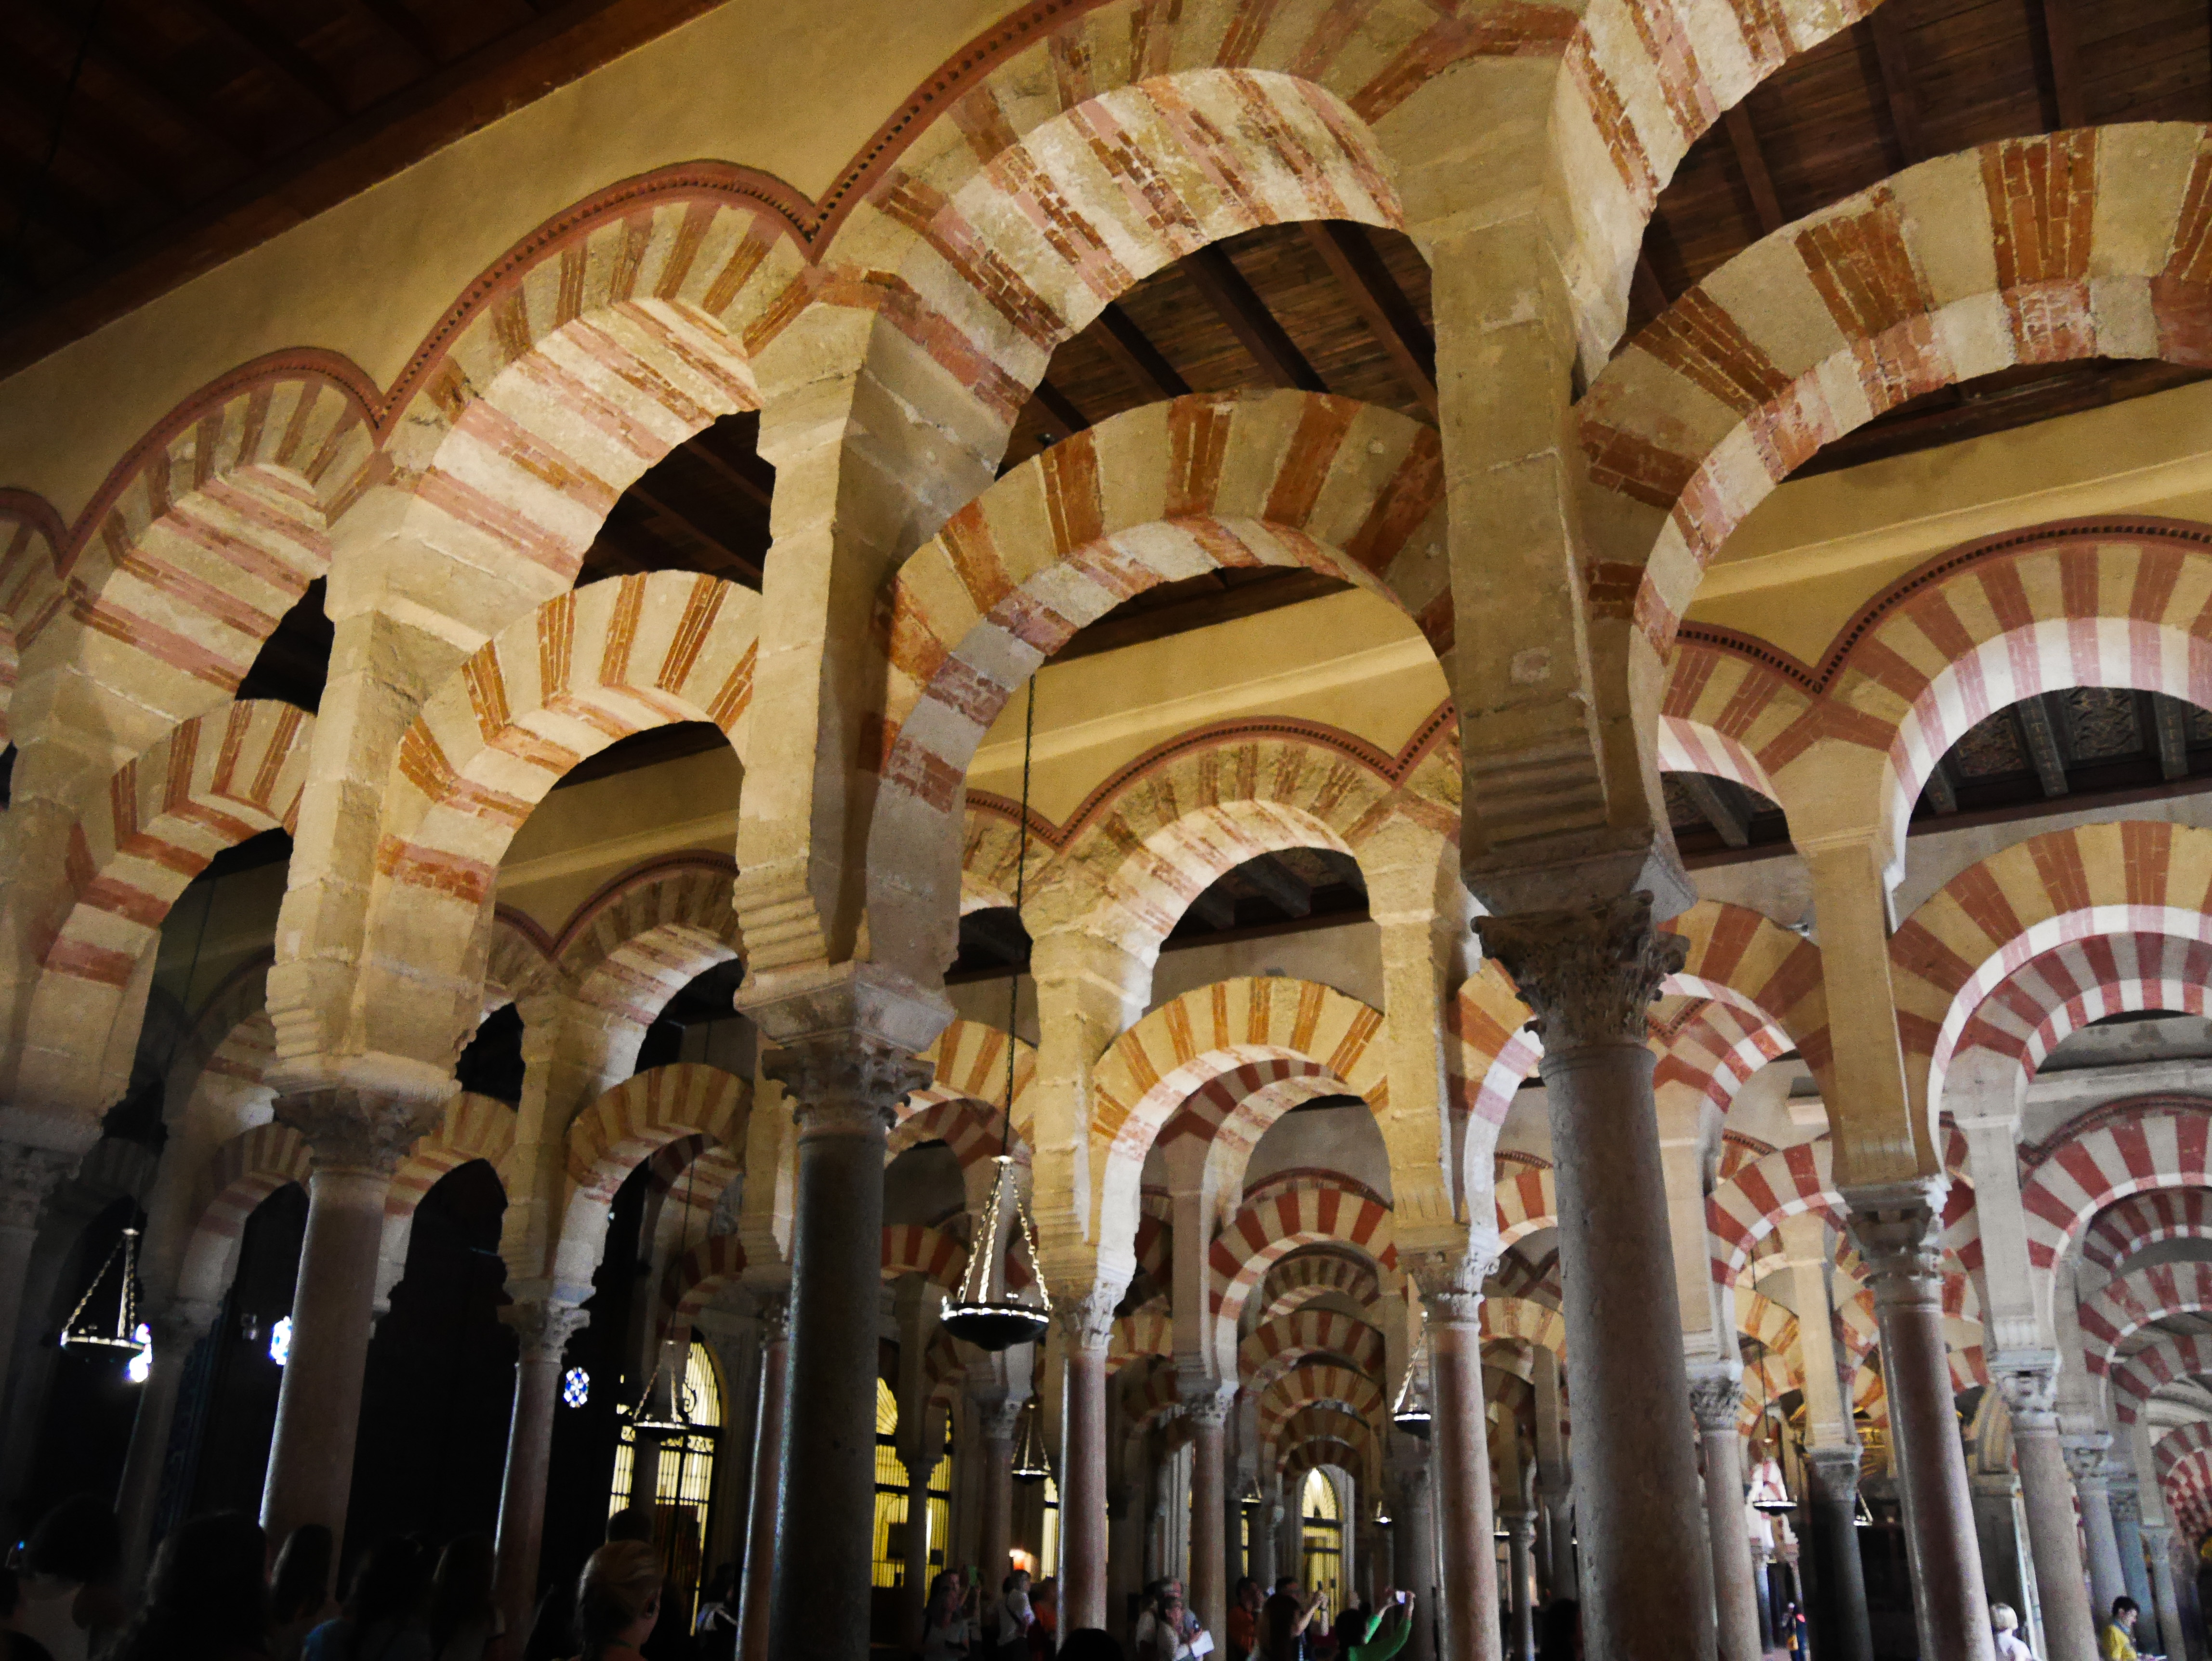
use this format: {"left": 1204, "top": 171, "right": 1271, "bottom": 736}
{"left": 1847, "top": 1187, "right": 1994, "bottom": 1661}
{"left": 2114, "top": 1482, "right": 2158, "bottom": 1647}
{"left": 1992, "top": 1358, "right": 2097, "bottom": 1661}
{"left": 0, "top": 1142, "right": 75, "bottom": 1439}
{"left": 1058, "top": 1293, "right": 1115, "bottom": 1631}
{"left": 764, "top": 1037, "right": 928, "bottom": 1661}
{"left": 1392, "top": 1441, "right": 1439, "bottom": 1661}
{"left": 1109, "top": 1483, "right": 1141, "bottom": 1633}
{"left": 738, "top": 1297, "right": 790, "bottom": 1661}
{"left": 1477, "top": 897, "right": 1715, "bottom": 1661}
{"left": 2143, "top": 1524, "right": 2186, "bottom": 1661}
{"left": 1504, "top": 1513, "right": 1536, "bottom": 1661}
{"left": 974, "top": 1389, "right": 1022, "bottom": 1590}
{"left": 1251, "top": 1494, "right": 1279, "bottom": 1594}
{"left": 261, "top": 1089, "right": 436, "bottom": 1552}
{"left": 1411, "top": 1255, "right": 1502, "bottom": 1661}
{"left": 902, "top": 1403, "right": 945, "bottom": 1644}
{"left": 491, "top": 1295, "right": 588, "bottom": 1644}
{"left": 2069, "top": 1439, "right": 2128, "bottom": 1621}
{"left": 1183, "top": 1377, "right": 1235, "bottom": 1643}
{"left": 114, "top": 1296, "right": 218, "bottom": 1587}
{"left": 1689, "top": 1370, "right": 1762, "bottom": 1661}
{"left": 1803, "top": 1447, "right": 1874, "bottom": 1661}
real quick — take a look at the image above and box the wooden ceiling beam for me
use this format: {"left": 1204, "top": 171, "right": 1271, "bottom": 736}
{"left": 1095, "top": 302, "right": 1190, "bottom": 400}
{"left": 1678, "top": 773, "right": 1751, "bottom": 848}
{"left": 355, "top": 0, "right": 443, "bottom": 68}
{"left": 1237, "top": 853, "right": 1313, "bottom": 918}
{"left": 186, "top": 0, "right": 351, "bottom": 120}
{"left": 679, "top": 424, "right": 776, "bottom": 511}
{"left": 27, "top": 0, "right": 253, "bottom": 162}
{"left": 2151, "top": 692, "right": 2192, "bottom": 782}
{"left": 0, "top": 152, "right": 108, "bottom": 256}
{"left": 1185, "top": 246, "right": 1328, "bottom": 394}
{"left": 1029, "top": 375, "right": 1090, "bottom": 436}
{"left": 1299, "top": 221, "right": 1437, "bottom": 417}
{"left": 1723, "top": 105, "right": 1786, "bottom": 236}
{"left": 2039, "top": 0, "right": 2087, "bottom": 129}
{"left": 621, "top": 481, "right": 765, "bottom": 584}
{"left": 1631, "top": 254, "right": 1671, "bottom": 326}
{"left": 1868, "top": 5, "right": 1928, "bottom": 166}
{"left": 1186, "top": 886, "right": 1238, "bottom": 931}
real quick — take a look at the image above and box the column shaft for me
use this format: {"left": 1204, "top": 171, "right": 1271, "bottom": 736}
{"left": 1395, "top": 1451, "right": 1439, "bottom": 1661}
{"left": 1428, "top": 1311, "right": 1501, "bottom": 1661}
{"left": 492, "top": 1301, "right": 585, "bottom": 1644}
{"left": 739, "top": 1304, "right": 789, "bottom": 1661}
{"left": 2115, "top": 1489, "right": 2156, "bottom": 1645}
{"left": 1803, "top": 1449, "right": 1873, "bottom": 1661}
{"left": 114, "top": 1301, "right": 216, "bottom": 1587}
{"left": 260, "top": 1160, "right": 392, "bottom": 1550}
{"left": 1691, "top": 1377, "right": 1762, "bottom": 1661}
{"left": 2073, "top": 1459, "right": 2127, "bottom": 1622}
{"left": 1186, "top": 1393, "right": 1232, "bottom": 1642}
{"left": 765, "top": 1038, "right": 924, "bottom": 1661}
{"left": 0, "top": 1143, "right": 74, "bottom": 1493}
{"left": 975, "top": 1395, "right": 1019, "bottom": 1592}
{"left": 1479, "top": 897, "right": 1713, "bottom": 1661}
{"left": 2006, "top": 1414, "right": 2095, "bottom": 1661}
{"left": 1504, "top": 1516, "right": 1536, "bottom": 1661}
{"left": 1060, "top": 1320, "right": 1110, "bottom": 1628}
{"left": 1849, "top": 1193, "right": 1994, "bottom": 1661}
{"left": 2145, "top": 1528, "right": 2186, "bottom": 1661}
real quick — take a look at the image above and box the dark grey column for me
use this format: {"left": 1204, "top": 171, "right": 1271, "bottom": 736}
{"left": 1803, "top": 1447, "right": 1873, "bottom": 1661}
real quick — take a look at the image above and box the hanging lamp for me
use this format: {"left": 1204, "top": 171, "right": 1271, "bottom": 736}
{"left": 1371, "top": 1498, "right": 1393, "bottom": 1528}
{"left": 1391, "top": 1354, "right": 1433, "bottom": 1436}
{"left": 1240, "top": 1472, "right": 1264, "bottom": 1510}
{"left": 60, "top": 1224, "right": 147, "bottom": 1360}
{"left": 1011, "top": 1396, "right": 1053, "bottom": 1484}
{"left": 627, "top": 1153, "right": 702, "bottom": 1439}
{"left": 941, "top": 679, "right": 1052, "bottom": 1354}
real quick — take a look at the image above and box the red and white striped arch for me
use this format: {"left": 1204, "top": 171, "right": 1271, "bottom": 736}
{"left": 555, "top": 1064, "right": 749, "bottom": 1292}
{"left": 177, "top": 1121, "right": 311, "bottom": 1305}
{"left": 2109, "top": 1331, "right": 2212, "bottom": 1424}
{"left": 2154, "top": 1421, "right": 2212, "bottom": 1536}
{"left": 2077, "top": 1260, "right": 2212, "bottom": 1376}
{"left": 868, "top": 390, "right": 1448, "bottom": 990}
{"left": 16, "top": 701, "right": 313, "bottom": 1121}
{"left": 1208, "top": 1176, "right": 1397, "bottom": 1374}
{"left": 1891, "top": 822, "right": 2212, "bottom": 1120}
{"left": 1256, "top": 1364, "right": 1385, "bottom": 1444}
{"left": 1239, "top": 1307, "right": 1386, "bottom": 1394}
{"left": 2085, "top": 1190, "right": 2212, "bottom": 1276}
{"left": 2019, "top": 1104, "right": 2212, "bottom": 1273}
{"left": 1479, "top": 1294, "right": 1567, "bottom": 1360}
{"left": 1654, "top": 998, "right": 1794, "bottom": 1116}
{"left": 1109, "top": 1306, "right": 1173, "bottom": 1376}
{"left": 1956, "top": 933, "right": 2212, "bottom": 1083}
{"left": 1256, "top": 1247, "right": 1383, "bottom": 1323}
{"left": 654, "top": 1235, "right": 749, "bottom": 1345}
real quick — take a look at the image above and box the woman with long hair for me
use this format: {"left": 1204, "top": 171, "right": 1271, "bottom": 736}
{"left": 425, "top": 1537, "right": 498, "bottom": 1661}
{"left": 921, "top": 1569, "right": 977, "bottom": 1660}
{"left": 572, "top": 1542, "right": 660, "bottom": 1661}
{"left": 301, "top": 1536, "right": 432, "bottom": 1661}
{"left": 102, "top": 1511, "right": 270, "bottom": 1661}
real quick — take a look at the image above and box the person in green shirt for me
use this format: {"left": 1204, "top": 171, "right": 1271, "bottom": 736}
{"left": 1327, "top": 1592, "right": 1415, "bottom": 1661}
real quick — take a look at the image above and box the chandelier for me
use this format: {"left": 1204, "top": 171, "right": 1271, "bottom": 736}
{"left": 1011, "top": 1397, "right": 1053, "bottom": 1484}
{"left": 627, "top": 1152, "right": 704, "bottom": 1438}
{"left": 60, "top": 1224, "right": 147, "bottom": 1361}
{"left": 941, "top": 679, "right": 1051, "bottom": 1354}
{"left": 1240, "top": 1472, "right": 1264, "bottom": 1510}
{"left": 1391, "top": 1354, "right": 1433, "bottom": 1436}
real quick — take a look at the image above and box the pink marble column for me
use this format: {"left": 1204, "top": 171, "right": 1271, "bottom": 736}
{"left": 763, "top": 1038, "right": 929, "bottom": 1661}
{"left": 1993, "top": 1358, "right": 2097, "bottom": 1661}
{"left": 1412, "top": 1259, "right": 1501, "bottom": 1661}
{"left": 1183, "top": 1378, "right": 1235, "bottom": 1643}
{"left": 1059, "top": 1294, "right": 1115, "bottom": 1631}
{"left": 114, "top": 1297, "right": 218, "bottom": 1587}
{"left": 1391, "top": 1439, "right": 1439, "bottom": 1661}
{"left": 1477, "top": 897, "right": 1716, "bottom": 1661}
{"left": 491, "top": 1296, "right": 588, "bottom": 1644}
{"left": 1847, "top": 1188, "right": 1993, "bottom": 1661}
{"left": 260, "top": 1091, "right": 436, "bottom": 1554}
{"left": 1689, "top": 1371, "right": 1762, "bottom": 1661}
{"left": 738, "top": 1297, "right": 788, "bottom": 1661}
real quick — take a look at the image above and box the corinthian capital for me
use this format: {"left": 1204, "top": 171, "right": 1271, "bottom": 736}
{"left": 1843, "top": 1183, "right": 1947, "bottom": 1308}
{"left": 1989, "top": 1351, "right": 2061, "bottom": 1432}
{"left": 764, "top": 1033, "right": 933, "bottom": 1138}
{"left": 502, "top": 1297, "right": 590, "bottom": 1362}
{"left": 1687, "top": 1366, "right": 1746, "bottom": 1434}
{"left": 1405, "top": 1245, "right": 1496, "bottom": 1326}
{"left": 1052, "top": 1284, "right": 1122, "bottom": 1354}
{"left": 1474, "top": 894, "right": 1686, "bottom": 1050}
{"left": 275, "top": 1087, "right": 448, "bottom": 1174}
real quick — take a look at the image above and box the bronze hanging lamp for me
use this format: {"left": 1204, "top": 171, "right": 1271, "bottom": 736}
{"left": 627, "top": 1153, "right": 702, "bottom": 1438}
{"left": 1391, "top": 1350, "right": 1433, "bottom": 1436}
{"left": 1011, "top": 1396, "right": 1053, "bottom": 1484}
{"left": 941, "top": 680, "right": 1052, "bottom": 1353}
{"left": 60, "top": 1223, "right": 147, "bottom": 1362}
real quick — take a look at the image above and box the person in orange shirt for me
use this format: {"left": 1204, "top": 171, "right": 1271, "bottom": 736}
{"left": 1227, "top": 1580, "right": 1263, "bottom": 1661}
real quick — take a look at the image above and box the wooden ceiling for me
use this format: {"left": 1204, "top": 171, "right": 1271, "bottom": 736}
{"left": 0, "top": 0, "right": 714, "bottom": 371}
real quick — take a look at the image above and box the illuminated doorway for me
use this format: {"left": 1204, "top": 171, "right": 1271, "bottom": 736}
{"left": 1301, "top": 1469, "right": 1343, "bottom": 1608}
{"left": 608, "top": 1339, "right": 721, "bottom": 1614}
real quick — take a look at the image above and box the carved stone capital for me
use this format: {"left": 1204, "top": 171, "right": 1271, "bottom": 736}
{"left": 0, "top": 1140, "right": 76, "bottom": 1232}
{"left": 1177, "top": 1365, "right": 1236, "bottom": 1428}
{"left": 502, "top": 1297, "right": 590, "bottom": 1362}
{"left": 2141, "top": 1521, "right": 2173, "bottom": 1546}
{"left": 754, "top": 1291, "right": 791, "bottom": 1343}
{"left": 1843, "top": 1183, "right": 1947, "bottom": 1309}
{"left": 2063, "top": 1435, "right": 2113, "bottom": 1489}
{"left": 1502, "top": 1512, "right": 1538, "bottom": 1544}
{"left": 1802, "top": 1444, "right": 1862, "bottom": 1501}
{"left": 2110, "top": 1484, "right": 2143, "bottom": 1527}
{"left": 1474, "top": 893, "right": 1686, "bottom": 1051}
{"left": 1052, "top": 1283, "right": 1123, "bottom": 1354}
{"left": 1405, "top": 1245, "right": 1496, "bottom": 1327}
{"left": 1687, "top": 1366, "right": 1746, "bottom": 1434}
{"left": 972, "top": 1388, "right": 1024, "bottom": 1442}
{"left": 275, "top": 1087, "right": 448, "bottom": 1175}
{"left": 764, "top": 1033, "right": 932, "bottom": 1139}
{"left": 1990, "top": 1351, "right": 2061, "bottom": 1433}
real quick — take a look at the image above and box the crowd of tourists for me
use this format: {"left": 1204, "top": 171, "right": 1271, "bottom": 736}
{"left": 0, "top": 1494, "right": 719, "bottom": 1661}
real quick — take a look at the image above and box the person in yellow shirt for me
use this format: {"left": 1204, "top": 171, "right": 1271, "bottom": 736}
{"left": 2101, "top": 1595, "right": 2142, "bottom": 1660}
